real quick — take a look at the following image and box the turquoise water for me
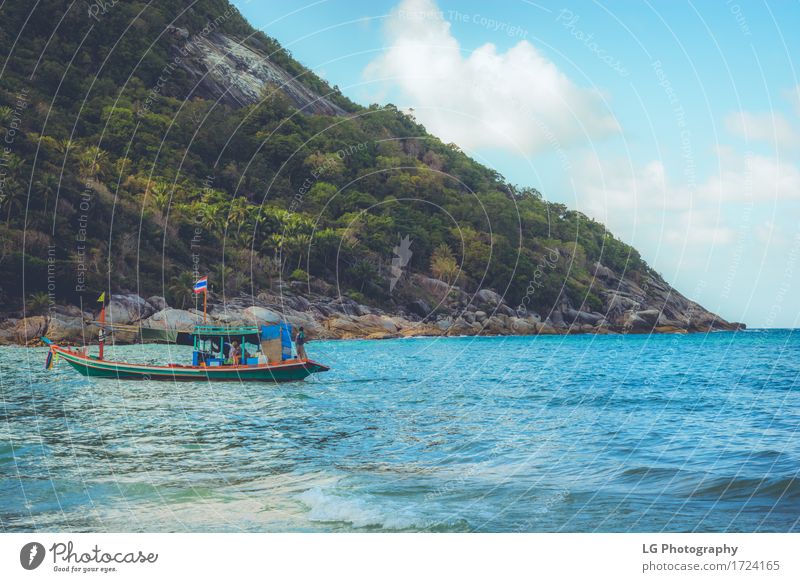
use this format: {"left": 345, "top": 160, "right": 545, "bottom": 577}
{"left": 1, "top": 330, "right": 798, "bottom": 532}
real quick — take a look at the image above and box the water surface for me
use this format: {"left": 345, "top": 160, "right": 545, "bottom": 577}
{"left": 1, "top": 330, "right": 798, "bottom": 532}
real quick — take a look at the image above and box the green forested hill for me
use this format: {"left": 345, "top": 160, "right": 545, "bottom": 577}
{"left": 1, "top": 0, "right": 659, "bottom": 322}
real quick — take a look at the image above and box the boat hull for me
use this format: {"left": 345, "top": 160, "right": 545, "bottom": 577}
{"left": 51, "top": 345, "right": 328, "bottom": 382}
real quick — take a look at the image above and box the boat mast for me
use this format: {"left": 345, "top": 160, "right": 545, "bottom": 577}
{"left": 98, "top": 292, "right": 106, "bottom": 360}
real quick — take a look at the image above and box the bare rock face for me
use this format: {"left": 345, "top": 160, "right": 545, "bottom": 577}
{"left": 6, "top": 258, "right": 743, "bottom": 345}
{"left": 415, "top": 275, "right": 451, "bottom": 300}
{"left": 593, "top": 262, "right": 616, "bottom": 281}
{"left": 106, "top": 294, "right": 154, "bottom": 325}
{"left": 0, "top": 319, "right": 18, "bottom": 345}
{"left": 147, "top": 296, "right": 168, "bottom": 311}
{"left": 241, "top": 306, "right": 282, "bottom": 325}
{"left": 13, "top": 316, "right": 47, "bottom": 344}
{"left": 511, "top": 318, "right": 538, "bottom": 335}
{"left": 285, "top": 313, "right": 327, "bottom": 339}
{"left": 475, "top": 288, "right": 503, "bottom": 307}
{"left": 175, "top": 32, "right": 347, "bottom": 115}
{"left": 142, "top": 308, "right": 200, "bottom": 331}
{"left": 400, "top": 323, "right": 445, "bottom": 337}
{"left": 48, "top": 312, "right": 95, "bottom": 342}
{"left": 446, "top": 318, "right": 481, "bottom": 336}
{"left": 407, "top": 299, "right": 431, "bottom": 318}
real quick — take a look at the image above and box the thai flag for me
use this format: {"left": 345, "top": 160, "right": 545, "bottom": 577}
{"left": 193, "top": 276, "right": 208, "bottom": 293}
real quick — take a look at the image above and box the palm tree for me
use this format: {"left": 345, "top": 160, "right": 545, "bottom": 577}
{"left": 167, "top": 271, "right": 197, "bottom": 310}
{"left": 226, "top": 197, "right": 250, "bottom": 230}
{"left": 114, "top": 157, "right": 132, "bottom": 178}
{"left": 148, "top": 180, "right": 171, "bottom": 219}
{"left": 26, "top": 291, "right": 51, "bottom": 315}
{"left": 197, "top": 203, "right": 223, "bottom": 235}
{"left": 77, "top": 145, "right": 108, "bottom": 180}
{"left": 54, "top": 138, "right": 75, "bottom": 159}
{"left": 2, "top": 155, "right": 25, "bottom": 225}
{"left": 0, "top": 106, "right": 13, "bottom": 125}
{"left": 34, "top": 172, "right": 58, "bottom": 213}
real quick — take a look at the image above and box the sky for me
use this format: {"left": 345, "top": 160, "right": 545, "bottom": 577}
{"left": 235, "top": 0, "right": 800, "bottom": 328}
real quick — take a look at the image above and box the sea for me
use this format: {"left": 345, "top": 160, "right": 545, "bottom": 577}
{"left": 1, "top": 330, "right": 798, "bottom": 532}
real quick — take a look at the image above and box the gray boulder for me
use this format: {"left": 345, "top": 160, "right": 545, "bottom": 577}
{"left": 147, "top": 296, "right": 168, "bottom": 311}
{"left": 476, "top": 288, "right": 503, "bottom": 306}
{"left": 106, "top": 294, "right": 154, "bottom": 325}
{"left": 142, "top": 308, "right": 200, "bottom": 331}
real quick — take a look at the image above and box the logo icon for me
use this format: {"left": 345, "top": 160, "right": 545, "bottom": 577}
{"left": 389, "top": 235, "right": 413, "bottom": 292}
{"left": 20, "top": 542, "right": 46, "bottom": 570}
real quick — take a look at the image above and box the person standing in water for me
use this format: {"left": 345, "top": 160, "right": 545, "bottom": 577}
{"left": 295, "top": 327, "right": 307, "bottom": 360}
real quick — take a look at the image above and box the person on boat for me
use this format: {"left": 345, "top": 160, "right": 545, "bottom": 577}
{"left": 295, "top": 327, "right": 307, "bottom": 360}
{"left": 229, "top": 340, "right": 242, "bottom": 365}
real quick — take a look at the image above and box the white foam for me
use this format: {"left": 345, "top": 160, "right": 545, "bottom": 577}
{"left": 297, "top": 487, "right": 419, "bottom": 530}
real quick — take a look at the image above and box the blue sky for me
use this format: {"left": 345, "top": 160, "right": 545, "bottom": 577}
{"left": 236, "top": 0, "right": 800, "bottom": 328}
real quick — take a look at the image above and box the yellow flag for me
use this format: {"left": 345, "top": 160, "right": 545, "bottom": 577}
{"left": 97, "top": 292, "right": 106, "bottom": 303}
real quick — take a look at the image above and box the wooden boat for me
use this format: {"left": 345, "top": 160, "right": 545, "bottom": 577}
{"left": 41, "top": 323, "right": 329, "bottom": 382}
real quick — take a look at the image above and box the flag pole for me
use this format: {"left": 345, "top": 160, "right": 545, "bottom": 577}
{"left": 203, "top": 288, "right": 207, "bottom": 323}
{"left": 98, "top": 292, "right": 106, "bottom": 360}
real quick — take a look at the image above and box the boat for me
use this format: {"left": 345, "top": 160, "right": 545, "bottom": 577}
{"left": 41, "top": 322, "right": 329, "bottom": 382}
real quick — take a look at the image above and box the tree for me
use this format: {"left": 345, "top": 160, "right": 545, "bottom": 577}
{"left": 167, "top": 271, "right": 197, "bottom": 310}
{"left": 148, "top": 180, "right": 171, "bottom": 219}
{"left": 2, "top": 154, "right": 25, "bottom": 225}
{"left": 26, "top": 291, "right": 50, "bottom": 315}
{"left": 77, "top": 145, "right": 109, "bottom": 180}
{"left": 430, "top": 243, "right": 459, "bottom": 283}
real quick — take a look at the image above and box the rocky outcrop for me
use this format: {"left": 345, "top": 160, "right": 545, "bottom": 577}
{"left": 2, "top": 261, "right": 744, "bottom": 345}
{"left": 174, "top": 30, "right": 348, "bottom": 115}
{"left": 106, "top": 294, "right": 154, "bottom": 325}
{"left": 141, "top": 308, "right": 201, "bottom": 331}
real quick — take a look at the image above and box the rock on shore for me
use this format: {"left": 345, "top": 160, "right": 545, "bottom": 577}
{"left": 1, "top": 263, "right": 744, "bottom": 346}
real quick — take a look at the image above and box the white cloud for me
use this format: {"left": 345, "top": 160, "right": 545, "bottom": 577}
{"left": 724, "top": 111, "right": 798, "bottom": 149}
{"left": 706, "top": 146, "right": 800, "bottom": 202}
{"left": 570, "top": 153, "right": 735, "bottom": 256}
{"left": 570, "top": 144, "right": 800, "bottom": 270}
{"left": 363, "top": 0, "right": 619, "bottom": 154}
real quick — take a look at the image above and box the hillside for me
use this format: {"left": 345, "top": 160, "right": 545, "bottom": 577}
{"left": 0, "top": 0, "right": 742, "bottom": 343}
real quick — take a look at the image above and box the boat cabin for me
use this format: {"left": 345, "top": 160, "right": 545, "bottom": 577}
{"left": 191, "top": 323, "right": 293, "bottom": 367}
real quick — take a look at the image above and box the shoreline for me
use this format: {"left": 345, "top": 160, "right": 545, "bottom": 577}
{"left": 1, "top": 273, "right": 745, "bottom": 347}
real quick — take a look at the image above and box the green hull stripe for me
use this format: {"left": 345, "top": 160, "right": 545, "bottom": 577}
{"left": 54, "top": 347, "right": 326, "bottom": 382}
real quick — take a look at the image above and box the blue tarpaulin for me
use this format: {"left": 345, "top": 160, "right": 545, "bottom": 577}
{"left": 261, "top": 323, "right": 293, "bottom": 360}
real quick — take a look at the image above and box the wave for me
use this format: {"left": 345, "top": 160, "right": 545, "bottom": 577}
{"left": 691, "top": 476, "right": 800, "bottom": 500}
{"left": 297, "top": 487, "right": 425, "bottom": 530}
{"left": 617, "top": 466, "right": 800, "bottom": 501}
